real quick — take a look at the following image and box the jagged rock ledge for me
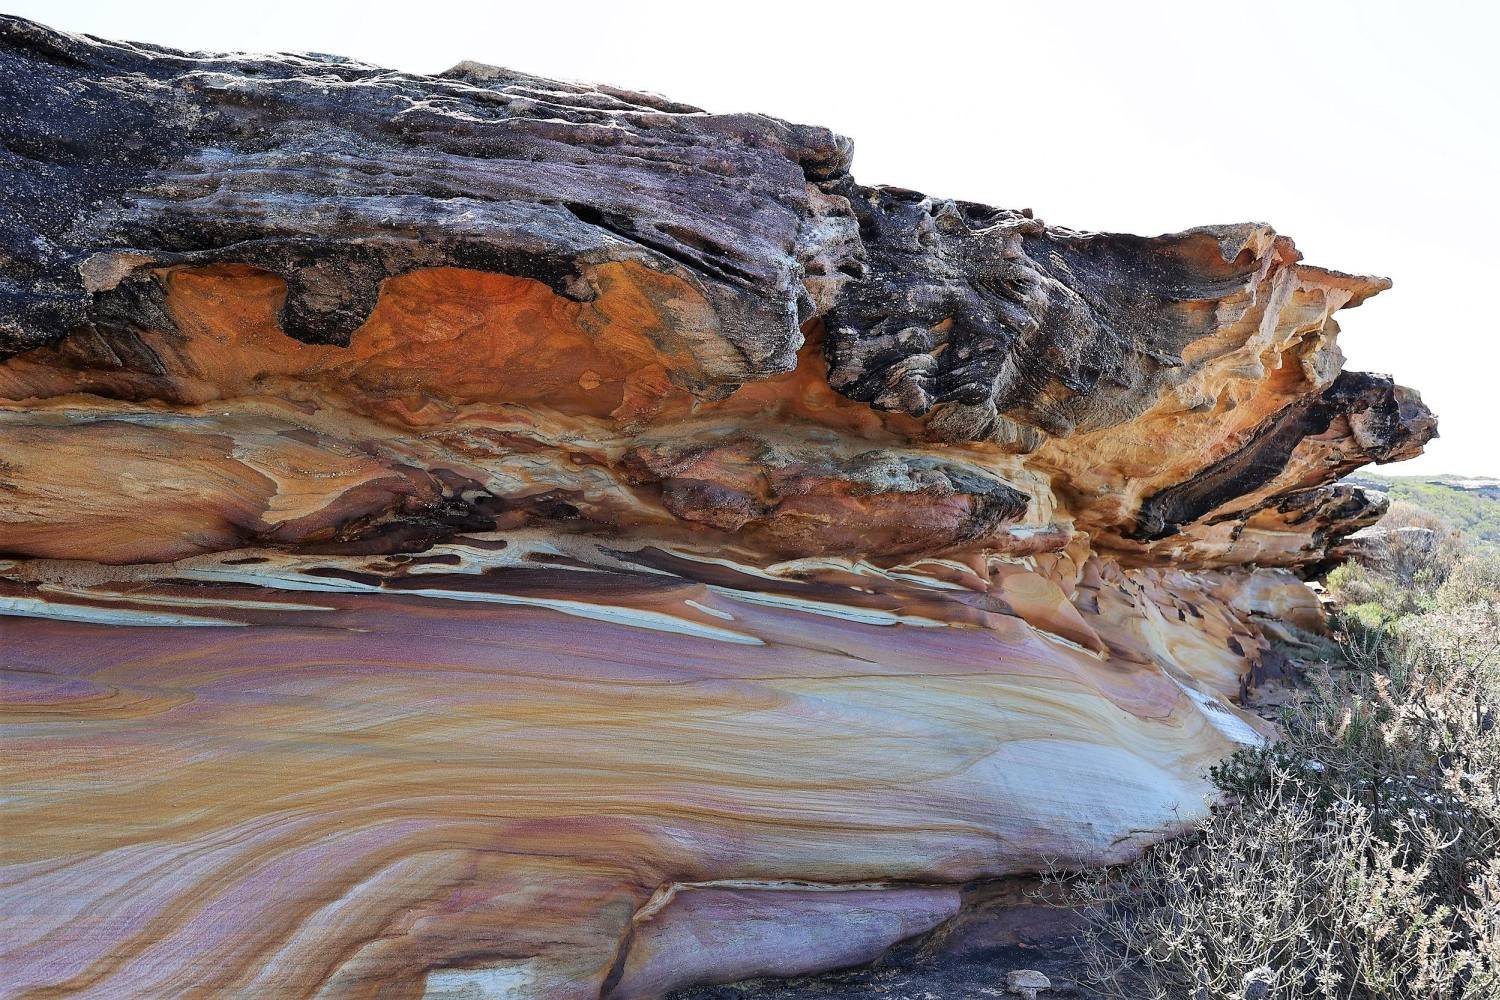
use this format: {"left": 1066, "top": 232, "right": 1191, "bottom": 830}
{"left": 0, "top": 15, "right": 1434, "bottom": 1000}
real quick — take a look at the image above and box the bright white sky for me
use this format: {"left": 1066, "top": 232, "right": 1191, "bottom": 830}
{"left": 18, "top": 0, "right": 1498, "bottom": 475}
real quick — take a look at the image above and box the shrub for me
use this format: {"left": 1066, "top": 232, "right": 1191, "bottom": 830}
{"left": 1070, "top": 604, "right": 1500, "bottom": 999}
{"left": 1325, "top": 519, "right": 1497, "bottom": 626}
{"left": 1326, "top": 560, "right": 1420, "bottom": 624}
{"left": 1435, "top": 551, "right": 1500, "bottom": 610}
{"left": 1375, "top": 501, "right": 1455, "bottom": 592}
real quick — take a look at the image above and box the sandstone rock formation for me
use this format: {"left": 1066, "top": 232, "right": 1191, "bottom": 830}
{"left": 0, "top": 16, "right": 1437, "bottom": 999}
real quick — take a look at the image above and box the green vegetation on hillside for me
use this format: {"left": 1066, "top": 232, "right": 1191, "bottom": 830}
{"left": 1346, "top": 473, "right": 1500, "bottom": 549}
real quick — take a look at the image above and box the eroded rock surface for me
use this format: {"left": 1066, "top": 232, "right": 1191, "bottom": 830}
{"left": 0, "top": 15, "right": 1436, "bottom": 999}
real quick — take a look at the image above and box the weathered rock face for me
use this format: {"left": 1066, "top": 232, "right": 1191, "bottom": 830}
{"left": 0, "top": 16, "right": 1436, "bottom": 1000}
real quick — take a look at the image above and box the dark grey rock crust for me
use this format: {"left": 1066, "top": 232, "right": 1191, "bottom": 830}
{"left": 0, "top": 15, "right": 857, "bottom": 390}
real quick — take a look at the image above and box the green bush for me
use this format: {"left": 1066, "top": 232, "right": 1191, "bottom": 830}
{"left": 1063, "top": 480, "right": 1500, "bottom": 998}
{"left": 1436, "top": 551, "right": 1500, "bottom": 610}
{"left": 1325, "top": 512, "right": 1499, "bottom": 626}
{"left": 1071, "top": 603, "right": 1500, "bottom": 1000}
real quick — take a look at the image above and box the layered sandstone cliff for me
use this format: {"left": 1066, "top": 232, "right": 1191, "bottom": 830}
{"left": 0, "top": 16, "right": 1437, "bottom": 1000}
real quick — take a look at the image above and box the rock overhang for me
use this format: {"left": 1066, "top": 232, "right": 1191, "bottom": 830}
{"left": 0, "top": 14, "right": 1438, "bottom": 1000}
